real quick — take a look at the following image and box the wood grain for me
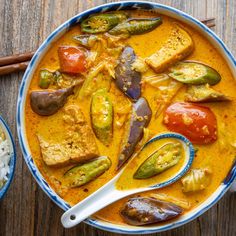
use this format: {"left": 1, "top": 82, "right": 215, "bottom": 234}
{"left": 0, "top": 1, "right": 235, "bottom": 236}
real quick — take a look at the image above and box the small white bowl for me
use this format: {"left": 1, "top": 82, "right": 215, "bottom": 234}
{"left": 0, "top": 116, "right": 16, "bottom": 200}
{"left": 17, "top": 1, "right": 236, "bottom": 234}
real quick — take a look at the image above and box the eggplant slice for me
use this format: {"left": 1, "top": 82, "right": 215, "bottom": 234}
{"left": 115, "top": 46, "right": 141, "bottom": 101}
{"left": 120, "top": 197, "right": 183, "bottom": 226}
{"left": 185, "top": 84, "right": 231, "bottom": 102}
{"left": 117, "top": 97, "right": 152, "bottom": 169}
{"left": 30, "top": 86, "right": 74, "bottom": 116}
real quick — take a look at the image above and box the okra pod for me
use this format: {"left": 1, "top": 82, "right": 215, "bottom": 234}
{"left": 39, "top": 69, "right": 54, "bottom": 89}
{"left": 134, "top": 142, "right": 182, "bottom": 179}
{"left": 91, "top": 88, "right": 113, "bottom": 146}
{"left": 73, "top": 35, "right": 98, "bottom": 48}
{"left": 109, "top": 17, "right": 162, "bottom": 35}
{"left": 81, "top": 12, "right": 128, "bottom": 33}
{"left": 63, "top": 156, "right": 111, "bottom": 187}
{"left": 169, "top": 61, "right": 221, "bottom": 85}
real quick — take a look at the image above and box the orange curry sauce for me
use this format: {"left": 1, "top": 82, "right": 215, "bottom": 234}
{"left": 25, "top": 11, "right": 236, "bottom": 225}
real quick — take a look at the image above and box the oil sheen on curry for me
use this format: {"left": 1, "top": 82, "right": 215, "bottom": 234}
{"left": 25, "top": 10, "right": 236, "bottom": 226}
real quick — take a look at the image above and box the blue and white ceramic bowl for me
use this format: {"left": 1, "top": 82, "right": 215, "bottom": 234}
{"left": 17, "top": 1, "right": 236, "bottom": 234}
{"left": 0, "top": 116, "right": 16, "bottom": 200}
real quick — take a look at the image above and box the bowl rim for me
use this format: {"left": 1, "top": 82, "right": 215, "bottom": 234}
{"left": 0, "top": 115, "right": 16, "bottom": 200}
{"left": 16, "top": 0, "right": 236, "bottom": 234}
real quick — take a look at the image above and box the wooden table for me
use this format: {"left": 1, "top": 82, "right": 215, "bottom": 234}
{"left": 0, "top": 0, "right": 235, "bottom": 235}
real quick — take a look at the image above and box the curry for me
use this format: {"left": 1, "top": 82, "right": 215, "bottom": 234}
{"left": 25, "top": 10, "right": 236, "bottom": 226}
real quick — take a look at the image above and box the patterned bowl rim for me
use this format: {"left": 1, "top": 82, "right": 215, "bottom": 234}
{"left": 0, "top": 115, "right": 16, "bottom": 200}
{"left": 16, "top": 1, "right": 236, "bottom": 234}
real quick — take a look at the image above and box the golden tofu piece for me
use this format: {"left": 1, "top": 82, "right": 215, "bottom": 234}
{"left": 145, "top": 25, "right": 194, "bottom": 73}
{"left": 37, "top": 136, "right": 71, "bottom": 166}
{"left": 38, "top": 105, "right": 99, "bottom": 166}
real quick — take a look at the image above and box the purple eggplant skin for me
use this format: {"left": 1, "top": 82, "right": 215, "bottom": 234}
{"left": 117, "top": 97, "right": 152, "bottom": 169}
{"left": 30, "top": 87, "right": 74, "bottom": 116}
{"left": 115, "top": 46, "right": 141, "bottom": 101}
{"left": 120, "top": 197, "right": 183, "bottom": 226}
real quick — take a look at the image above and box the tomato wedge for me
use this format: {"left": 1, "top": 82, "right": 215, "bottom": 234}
{"left": 58, "top": 46, "right": 86, "bottom": 74}
{"left": 163, "top": 102, "right": 217, "bottom": 144}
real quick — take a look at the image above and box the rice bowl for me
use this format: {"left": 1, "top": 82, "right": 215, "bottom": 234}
{"left": 0, "top": 129, "right": 11, "bottom": 188}
{"left": 0, "top": 116, "right": 16, "bottom": 200}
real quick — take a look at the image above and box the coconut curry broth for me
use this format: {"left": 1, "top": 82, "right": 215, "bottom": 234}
{"left": 25, "top": 10, "right": 236, "bottom": 225}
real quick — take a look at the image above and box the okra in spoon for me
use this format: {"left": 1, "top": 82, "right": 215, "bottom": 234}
{"left": 61, "top": 132, "right": 194, "bottom": 228}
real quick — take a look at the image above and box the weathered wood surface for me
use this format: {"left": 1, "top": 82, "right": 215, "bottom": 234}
{"left": 0, "top": 0, "right": 235, "bottom": 235}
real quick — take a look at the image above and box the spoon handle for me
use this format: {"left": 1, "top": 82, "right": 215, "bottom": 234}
{"left": 61, "top": 178, "right": 131, "bottom": 228}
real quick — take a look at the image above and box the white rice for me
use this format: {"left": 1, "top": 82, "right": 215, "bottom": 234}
{"left": 0, "top": 132, "right": 11, "bottom": 189}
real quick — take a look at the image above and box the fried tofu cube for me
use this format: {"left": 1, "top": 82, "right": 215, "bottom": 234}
{"left": 38, "top": 105, "right": 99, "bottom": 167}
{"left": 145, "top": 24, "right": 194, "bottom": 73}
{"left": 37, "top": 136, "right": 71, "bottom": 166}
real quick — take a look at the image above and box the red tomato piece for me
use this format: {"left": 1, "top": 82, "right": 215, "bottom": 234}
{"left": 58, "top": 46, "right": 86, "bottom": 74}
{"left": 163, "top": 102, "right": 217, "bottom": 144}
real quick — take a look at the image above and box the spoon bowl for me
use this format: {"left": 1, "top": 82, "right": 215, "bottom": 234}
{"left": 61, "top": 132, "right": 194, "bottom": 228}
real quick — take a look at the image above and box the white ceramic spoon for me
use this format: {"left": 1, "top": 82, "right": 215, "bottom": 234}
{"left": 61, "top": 132, "right": 195, "bottom": 228}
